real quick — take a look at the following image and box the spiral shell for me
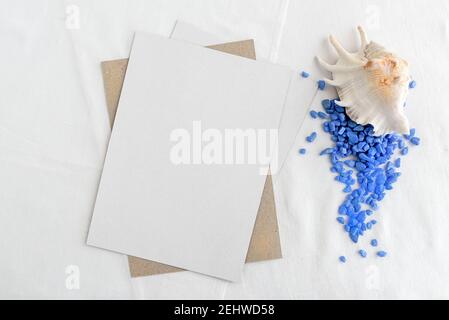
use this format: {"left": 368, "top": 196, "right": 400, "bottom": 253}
{"left": 317, "top": 26, "right": 411, "bottom": 135}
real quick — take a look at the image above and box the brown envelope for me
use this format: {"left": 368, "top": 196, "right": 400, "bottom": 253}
{"left": 100, "top": 39, "right": 282, "bottom": 278}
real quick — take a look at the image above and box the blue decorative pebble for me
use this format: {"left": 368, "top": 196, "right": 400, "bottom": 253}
{"left": 359, "top": 249, "right": 367, "bottom": 258}
{"left": 319, "top": 102, "right": 412, "bottom": 237}
{"left": 308, "top": 98, "right": 419, "bottom": 256}
{"left": 336, "top": 217, "right": 345, "bottom": 224}
{"left": 401, "top": 147, "right": 409, "bottom": 155}
{"left": 301, "top": 71, "right": 310, "bottom": 78}
{"left": 344, "top": 160, "right": 355, "bottom": 167}
{"left": 306, "top": 132, "right": 317, "bottom": 143}
{"left": 318, "top": 80, "right": 326, "bottom": 90}
{"left": 339, "top": 256, "right": 346, "bottom": 263}
{"left": 310, "top": 110, "right": 318, "bottom": 119}
{"left": 320, "top": 148, "right": 334, "bottom": 156}
{"left": 410, "top": 137, "right": 420, "bottom": 145}
{"left": 409, "top": 80, "right": 417, "bottom": 89}
{"left": 403, "top": 128, "right": 416, "bottom": 140}
{"left": 377, "top": 250, "right": 387, "bottom": 257}
{"left": 317, "top": 111, "right": 328, "bottom": 119}
{"left": 299, "top": 148, "right": 306, "bottom": 155}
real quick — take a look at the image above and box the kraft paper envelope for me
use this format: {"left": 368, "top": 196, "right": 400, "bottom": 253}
{"left": 101, "top": 39, "right": 282, "bottom": 278}
{"left": 88, "top": 32, "right": 291, "bottom": 281}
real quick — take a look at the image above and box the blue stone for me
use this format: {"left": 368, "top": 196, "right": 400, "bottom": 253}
{"left": 306, "top": 131, "right": 317, "bottom": 143}
{"left": 315, "top": 98, "right": 419, "bottom": 249}
{"left": 359, "top": 250, "right": 367, "bottom": 258}
{"left": 377, "top": 251, "right": 387, "bottom": 257}
{"left": 401, "top": 147, "right": 409, "bottom": 155}
{"left": 318, "top": 80, "right": 326, "bottom": 90}
{"left": 322, "top": 99, "right": 331, "bottom": 109}
{"left": 410, "top": 137, "right": 420, "bottom": 145}
{"left": 317, "top": 111, "right": 328, "bottom": 119}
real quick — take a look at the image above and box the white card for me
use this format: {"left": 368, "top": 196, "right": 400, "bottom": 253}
{"left": 87, "top": 32, "right": 292, "bottom": 281}
{"left": 172, "top": 21, "right": 317, "bottom": 174}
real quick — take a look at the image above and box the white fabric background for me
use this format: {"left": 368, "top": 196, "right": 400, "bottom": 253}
{"left": 0, "top": 0, "right": 448, "bottom": 299}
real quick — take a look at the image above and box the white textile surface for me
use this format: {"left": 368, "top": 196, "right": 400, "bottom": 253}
{"left": 0, "top": 0, "right": 448, "bottom": 299}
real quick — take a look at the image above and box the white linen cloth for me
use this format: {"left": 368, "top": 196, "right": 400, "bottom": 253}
{"left": 0, "top": 0, "right": 448, "bottom": 299}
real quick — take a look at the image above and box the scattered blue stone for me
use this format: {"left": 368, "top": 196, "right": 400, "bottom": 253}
{"left": 301, "top": 71, "right": 310, "bottom": 78}
{"left": 409, "top": 80, "right": 417, "bottom": 89}
{"left": 336, "top": 217, "right": 345, "bottom": 224}
{"left": 410, "top": 137, "right": 420, "bottom": 145}
{"left": 310, "top": 110, "right": 318, "bottom": 119}
{"left": 339, "top": 256, "right": 346, "bottom": 263}
{"left": 321, "top": 99, "right": 331, "bottom": 109}
{"left": 318, "top": 80, "right": 326, "bottom": 90}
{"left": 306, "top": 132, "right": 318, "bottom": 143}
{"left": 317, "top": 111, "right": 328, "bottom": 119}
{"left": 320, "top": 148, "right": 334, "bottom": 156}
{"left": 359, "top": 249, "right": 367, "bottom": 258}
{"left": 310, "top": 98, "right": 420, "bottom": 245}
{"left": 299, "top": 148, "right": 306, "bottom": 155}
{"left": 344, "top": 160, "right": 355, "bottom": 168}
{"left": 377, "top": 250, "right": 387, "bottom": 257}
{"left": 307, "top": 98, "right": 420, "bottom": 258}
{"left": 401, "top": 147, "right": 409, "bottom": 155}
{"left": 350, "top": 232, "right": 359, "bottom": 243}
{"left": 403, "top": 128, "right": 416, "bottom": 140}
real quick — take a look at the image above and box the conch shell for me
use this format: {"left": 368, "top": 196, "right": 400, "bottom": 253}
{"left": 317, "top": 26, "right": 411, "bottom": 135}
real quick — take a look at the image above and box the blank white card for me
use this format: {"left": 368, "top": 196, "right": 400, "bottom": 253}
{"left": 87, "top": 32, "right": 292, "bottom": 281}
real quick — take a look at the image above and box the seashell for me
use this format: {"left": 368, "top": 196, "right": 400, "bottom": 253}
{"left": 316, "top": 26, "right": 411, "bottom": 135}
